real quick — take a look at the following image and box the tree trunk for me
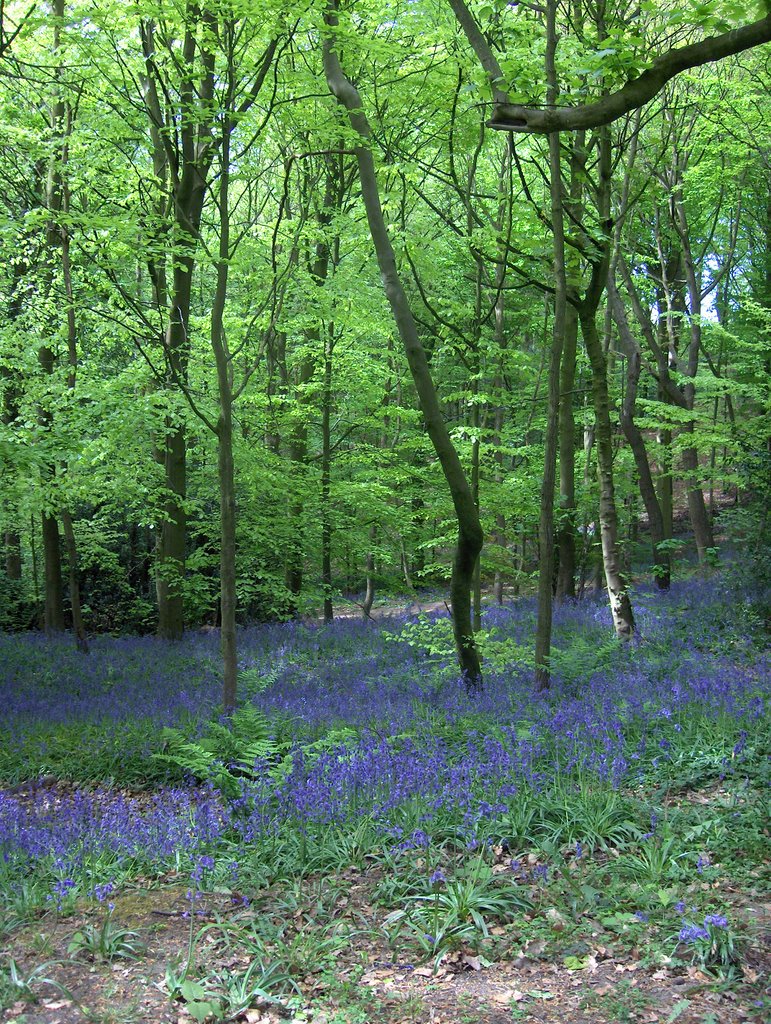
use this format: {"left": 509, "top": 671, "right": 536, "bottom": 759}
{"left": 156, "top": 418, "right": 187, "bottom": 640}
{"left": 656, "top": 414, "right": 674, "bottom": 542}
{"left": 140, "top": 16, "right": 215, "bottom": 641}
{"left": 321, "top": 328, "right": 334, "bottom": 624}
{"left": 555, "top": 126, "right": 586, "bottom": 603}
{"left": 681, "top": 439, "right": 715, "bottom": 561}
{"left": 534, "top": 2, "right": 567, "bottom": 690}
{"left": 37, "top": 0, "right": 66, "bottom": 636}
{"left": 5, "top": 532, "right": 21, "bottom": 581}
{"left": 363, "top": 368, "right": 392, "bottom": 619}
{"left": 59, "top": 150, "right": 89, "bottom": 652}
{"left": 363, "top": 534, "right": 376, "bottom": 619}
{"left": 620, "top": 364, "right": 670, "bottom": 589}
{"left": 211, "top": 118, "right": 238, "bottom": 714}
{"left": 41, "top": 513, "right": 65, "bottom": 633}
{"left": 672, "top": 190, "right": 715, "bottom": 563}
{"left": 61, "top": 510, "right": 89, "bottom": 652}
{"left": 156, "top": 238, "right": 199, "bottom": 641}
{"left": 580, "top": 308, "right": 635, "bottom": 637}
{"left": 609, "top": 281, "right": 670, "bottom": 588}
{"left": 555, "top": 302, "right": 579, "bottom": 600}
{"left": 323, "top": 7, "right": 483, "bottom": 689}
{"left": 285, "top": 356, "right": 314, "bottom": 600}
{"left": 216, "top": 400, "right": 237, "bottom": 714}
{"left": 38, "top": 339, "right": 65, "bottom": 635}
{"left": 471, "top": 392, "right": 482, "bottom": 633}
{"left": 3, "top": 236, "right": 26, "bottom": 594}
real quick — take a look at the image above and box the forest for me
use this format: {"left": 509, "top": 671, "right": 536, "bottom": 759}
{"left": 0, "top": 1, "right": 769, "bottom": 1022}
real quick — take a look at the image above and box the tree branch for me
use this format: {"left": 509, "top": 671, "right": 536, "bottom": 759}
{"left": 474, "top": 13, "right": 771, "bottom": 133}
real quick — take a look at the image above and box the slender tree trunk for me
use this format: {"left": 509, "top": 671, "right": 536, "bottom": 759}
{"left": 580, "top": 308, "right": 635, "bottom": 636}
{"left": 492, "top": 371, "right": 507, "bottom": 605}
{"left": 621, "top": 371, "right": 671, "bottom": 588}
{"left": 671, "top": 190, "right": 715, "bottom": 562}
{"left": 363, "top": 365, "right": 392, "bottom": 618}
{"left": 323, "top": 7, "right": 483, "bottom": 689}
{"left": 681, "top": 440, "right": 715, "bottom": 561}
{"left": 59, "top": 149, "right": 89, "bottom": 653}
{"left": 5, "top": 533, "right": 21, "bottom": 581}
{"left": 37, "top": 0, "right": 67, "bottom": 635}
{"left": 490, "top": 145, "right": 511, "bottom": 606}
{"left": 38, "top": 340, "right": 65, "bottom": 634}
{"left": 471, "top": 384, "right": 482, "bottom": 633}
{"left": 555, "top": 126, "right": 587, "bottom": 603}
{"left": 555, "top": 302, "right": 579, "bottom": 600}
{"left": 657, "top": 411, "right": 674, "bottom": 541}
{"left": 31, "top": 514, "right": 40, "bottom": 624}
{"left": 211, "top": 117, "right": 238, "bottom": 713}
{"left": 609, "top": 281, "right": 670, "bottom": 588}
{"left": 216, "top": 396, "right": 237, "bottom": 713}
{"left": 573, "top": 109, "right": 634, "bottom": 636}
{"left": 288, "top": 163, "right": 338, "bottom": 610}
{"left": 61, "top": 510, "right": 88, "bottom": 651}
{"left": 411, "top": 496, "right": 426, "bottom": 577}
{"left": 363, "top": 534, "right": 376, "bottom": 619}
{"left": 140, "top": 16, "right": 216, "bottom": 641}
{"left": 3, "top": 239, "right": 27, "bottom": 594}
{"left": 285, "top": 356, "right": 313, "bottom": 600}
{"left": 534, "top": 2, "right": 567, "bottom": 690}
{"left": 321, "top": 328, "right": 334, "bottom": 624}
{"left": 156, "top": 285, "right": 190, "bottom": 641}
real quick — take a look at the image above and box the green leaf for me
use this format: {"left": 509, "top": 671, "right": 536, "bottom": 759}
{"left": 179, "top": 980, "right": 208, "bottom": 1002}
{"left": 666, "top": 1000, "right": 691, "bottom": 1023}
{"left": 187, "top": 1001, "right": 220, "bottom": 1023}
{"left": 564, "top": 954, "right": 590, "bottom": 971}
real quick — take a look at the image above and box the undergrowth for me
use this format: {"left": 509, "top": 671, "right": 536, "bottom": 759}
{"left": 0, "top": 571, "right": 768, "bottom": 1020}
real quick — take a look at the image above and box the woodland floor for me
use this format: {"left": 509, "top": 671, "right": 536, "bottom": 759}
{"left": 2, "top": 576, "right": 769, "bottom": 1024}
{"left": 2, "top": 778, "right": 769, "bottom": 1024}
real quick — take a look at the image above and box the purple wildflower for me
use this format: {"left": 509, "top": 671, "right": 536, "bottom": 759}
{"left": 704, "top": 914, "right": 728, "bottom": 929}
{"left": 679, "top": 923, "right": 709, "bottom": 944}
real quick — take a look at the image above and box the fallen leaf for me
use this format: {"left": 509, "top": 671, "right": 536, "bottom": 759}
{"left": 527, "top": 989, "right": 555, "bottom": 1000}
{"left": 492, "top": 989, "right": 516, "bottom": 1004}
{"left": 524, "top": 938, "right": 547, "bottom": 957}
{"left": 546, "top": 907, "right": 567, "bottom": 931}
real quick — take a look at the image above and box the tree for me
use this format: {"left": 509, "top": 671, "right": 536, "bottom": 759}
{"left": 323, "top": 0, "right": 484, "bottom": 689}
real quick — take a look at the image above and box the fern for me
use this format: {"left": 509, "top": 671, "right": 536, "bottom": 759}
{"left": 152, "top": 708, "right": 285, "bottom": 799}
{"left": 231, "top": 704, "right": 271, "bottom": 741}
{"left": 240, "top": 666, "right": 281, "bottom": 698}
{"left": 549, "top": 633, "right": 623, "bottom": 688}
{"left": 153, "top": 729, "right": 218, "bottom": 782}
